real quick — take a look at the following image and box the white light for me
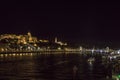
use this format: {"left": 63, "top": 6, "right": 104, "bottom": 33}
{"left": 118, "top": 51, "right": 120, "bottom": 54}
{"left": 13, "top": 54, "right": 16, "bottom": 56}
{"left": 58, "top": 47, "right": 61, "bottom": 50}
{"left": 114, "top": 56, "right": 116, "bottom": 59}
{"left": 100, "top": 50, "right": 103, "bottom": 53}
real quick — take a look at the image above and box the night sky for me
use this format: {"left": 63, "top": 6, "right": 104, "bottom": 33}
{"left": 0, "top": 1, "right": 120, "bottom": 48}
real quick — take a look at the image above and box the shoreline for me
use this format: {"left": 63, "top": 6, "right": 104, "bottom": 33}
{"left": 0, "top": 50, "right": 83, "bottom": 54}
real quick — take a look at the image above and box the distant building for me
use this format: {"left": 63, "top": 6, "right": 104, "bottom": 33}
{"left": 39, "top": 39, "right": 49, "bottom": 43}
{"left": 0, "top": 32, "right": 38, "bottom": 44}
{"left": 54, "top": 37, "right": 67, "bottom": 46}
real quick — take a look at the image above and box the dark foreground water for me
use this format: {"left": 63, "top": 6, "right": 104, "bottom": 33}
{"left": 0, "top": 53, "right": 111, "bottom": 80}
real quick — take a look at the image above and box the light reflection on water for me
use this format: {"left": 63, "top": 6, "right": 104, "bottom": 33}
{"left": 0, "top": 53, "right": 108, "bottom": 80}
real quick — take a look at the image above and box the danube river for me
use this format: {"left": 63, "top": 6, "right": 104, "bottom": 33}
{"left": 0, "top": 52, "right": 112, "bottom": 80}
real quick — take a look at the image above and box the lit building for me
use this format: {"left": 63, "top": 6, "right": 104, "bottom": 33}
{"left": 54, "top": 37, "right": 67, "bottom": 46}
{"left": 39, "top": 39, "right": 49, "bottom": 43}
{"left": 0, "top": 32, "right": 38, "bottom": 44}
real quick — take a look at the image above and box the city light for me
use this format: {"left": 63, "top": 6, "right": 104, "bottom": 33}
{"left": 117, "top": 74, "right": 120, "bottom": 78}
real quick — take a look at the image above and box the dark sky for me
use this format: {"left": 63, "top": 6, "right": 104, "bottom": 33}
{"left": 0, "top": 1, "right": 120, "bottom": 48}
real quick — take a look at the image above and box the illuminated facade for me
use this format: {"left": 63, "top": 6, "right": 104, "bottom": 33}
{"left": 0, "top": 32, "right": 38, "bottom": 44}
{"left": 0, "top": 33, "right": 69, "bottom": 51}
{"left": 54, "top": 37, "right": 67, "bottom": 46}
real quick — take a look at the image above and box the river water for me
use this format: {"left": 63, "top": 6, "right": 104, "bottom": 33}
{"left": 0, "top": 52, "right": 111, "bottom": 80}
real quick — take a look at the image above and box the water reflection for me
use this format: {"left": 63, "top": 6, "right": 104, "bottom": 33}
{"left": 0, "top": 53, "right": 109, "bottom": 80}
